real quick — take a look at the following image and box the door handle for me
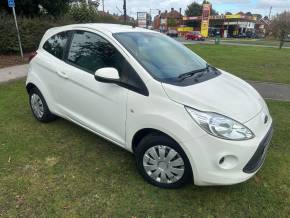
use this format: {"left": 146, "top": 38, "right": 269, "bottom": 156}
{"left": 56, "top": 70, "right": 68, "bottom": 79}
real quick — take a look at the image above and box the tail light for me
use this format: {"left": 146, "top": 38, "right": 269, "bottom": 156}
{"left": 29, "top": 51, "right": 38, "bottom": 62}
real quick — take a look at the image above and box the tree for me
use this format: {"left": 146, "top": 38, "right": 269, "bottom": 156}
{"left": 245, "top": 11, "right": 252, "bottom": 16}
{"left": 253, "top": 13, "right": 262, "bottom": 20}
{"left": 211, "top": 7, "right": 218, "bottom": 16}
{"left": 185, "top": 1, "right": 218, "bottom": 17}
{"left": 269, "top": 11, "right": 290, "bottom": 49}
{"left": 41, "top": 0, "right": 71, "bottom": 17}
{"left": 89, "top": 0, "right": 100, "bottom": 7}
{"left": 69, "top": 1, "right": 98, "bottom": 23}
{"left": 0, "top": 0, "right": 72, "bottom": 17}
{"left": 185, "top": 2, "right": 202, "bottom": 17}
{"left": 167, "top": 18, "right": 177, "bottom": 27}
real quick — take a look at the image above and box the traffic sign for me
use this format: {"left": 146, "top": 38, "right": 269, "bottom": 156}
{"left": 8, "top": 0, "right": 15, "bottom": 8}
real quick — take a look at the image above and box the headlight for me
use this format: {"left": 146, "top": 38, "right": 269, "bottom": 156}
{"left": 185, "top": 107, "right": 254, "bottom": 140}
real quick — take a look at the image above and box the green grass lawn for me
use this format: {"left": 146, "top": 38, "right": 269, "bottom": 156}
{"left": 188, "top": 44, "right": 290, "bottom": 84}
{"left": 0, "top": 80, "right": 289, "bottom": 217}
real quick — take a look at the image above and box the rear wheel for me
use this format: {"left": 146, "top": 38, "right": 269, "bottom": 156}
{"left": 29, "top": 87, "right": 57, "bottom": 123}
{"left": 135, "top": 133, "right": 193, "bottom": 188}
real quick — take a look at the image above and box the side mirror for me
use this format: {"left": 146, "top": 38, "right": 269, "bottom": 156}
{"left": 94, "top": 67, "right": 120, "bottom": 83}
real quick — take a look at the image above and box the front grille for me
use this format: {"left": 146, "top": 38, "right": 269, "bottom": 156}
{"left": 243, "top": 125, "right": 273, "bottom": 174}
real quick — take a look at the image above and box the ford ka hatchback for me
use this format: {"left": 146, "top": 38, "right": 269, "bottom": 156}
{"left": 26, "top": 24, "right": 273, "bottom": 188}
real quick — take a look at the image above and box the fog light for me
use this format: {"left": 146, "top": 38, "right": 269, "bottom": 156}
{"left": 218, "top": 155, "right": 238, "bottom": 170}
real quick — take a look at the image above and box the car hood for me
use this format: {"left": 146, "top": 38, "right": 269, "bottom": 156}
{"left": 162, "top": 70, "right": 264, "bottom": 123}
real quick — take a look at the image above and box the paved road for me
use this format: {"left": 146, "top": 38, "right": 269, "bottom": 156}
{"left": 216, "top": 41, "right": 290, "bottom": 49}
{"left": 1, "top": 64, "right": 290, "bottom": 102}
{"left": 0, "top": 64, "right": 28, "bottom": 84}
{"left": 248, "top": 81, "right": 290, "bottom": 102}
{"left": 175, "top": 37, "right": 290, "bottom": 49}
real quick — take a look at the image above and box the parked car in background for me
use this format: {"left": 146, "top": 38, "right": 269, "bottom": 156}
{"left": 185, "top": 31, "right": 205, "bottom": 41}
{"left": 246, "top": 32, "right": 258, "bottom": 39}
{"left": 236, "top": 33, "right": 247, "bottom": 38}
{"left": 167, "top": 29, "right": 178, "bottom": 37}
{"left": 232, "top": 32, "right": 258, "bottom": 39}
{"left": 26, "top": 24, "right": 273, "bottom": 189}
{"left": 208, "top": 27, "right": 220, "bottom": 37}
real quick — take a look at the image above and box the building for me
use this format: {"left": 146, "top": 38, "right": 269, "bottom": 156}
{"left": 153, "top": 8, "right": 183, "bottom": 32}
{"left": 255, "top": 17, "right": 271, "bottom": 37}
{"left": 183, "top": 13, "right": 257, "bottom": 38}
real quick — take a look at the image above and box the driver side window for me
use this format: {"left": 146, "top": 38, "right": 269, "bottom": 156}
{"left": 67, "top": 30, "right": 122, "bottom": 73}
{"left": 66, "top": 30, "right": 148, "bottom": 96}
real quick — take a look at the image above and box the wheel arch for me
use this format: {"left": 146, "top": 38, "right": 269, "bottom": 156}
{"left": 132, "top": 128, "right": 180, "bottom": 154}
{"left": 25, "top": 81, "right": 56, "bottom": 115}
{"left": 26, "top": 82, "right": 38, "bottom": 94}
{"left": 130, "top": 125, "right": 199, "bottom": 184}
{"left": 132, "top": 127, "right": 194, "bottom": 186}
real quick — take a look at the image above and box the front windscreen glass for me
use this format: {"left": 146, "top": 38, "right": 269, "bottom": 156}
{"left": 113, "top": 32, "right": 207, "bottom": 82}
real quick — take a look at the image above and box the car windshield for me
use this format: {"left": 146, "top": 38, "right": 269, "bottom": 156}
{"left": 113, "top": 32, "right": 207, "bottom": 81}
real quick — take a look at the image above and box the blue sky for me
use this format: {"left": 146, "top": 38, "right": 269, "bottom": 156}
{"left": 103, "top": 0, "right": 290, "bottom": 18}
{"left": 214, "top": 0, "right": 259, "bottom": 14}
{"left": 212, "top": 0, "right": 281, "bottom": 16}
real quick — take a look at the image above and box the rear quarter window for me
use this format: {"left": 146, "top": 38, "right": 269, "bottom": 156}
{"left": 43, "top": 31, "right": 69, "bottom": 59}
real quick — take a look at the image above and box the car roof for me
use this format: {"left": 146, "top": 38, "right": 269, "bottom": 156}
{"left": 51, "top": 23, "right": 152, "bottom": 34}
{"left": 40, "top": 23, "right": 155, "bottom": 49}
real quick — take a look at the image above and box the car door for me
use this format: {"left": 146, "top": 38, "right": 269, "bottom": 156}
{"left": 34, "top": 31, "right": 70, "bottom": 110}
{"left": 55, "top": 30, "right": 129, "bottom": 146}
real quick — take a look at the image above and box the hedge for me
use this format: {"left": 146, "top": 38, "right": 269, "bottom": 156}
{"left": 0, "top": 16, "right": 68, "bottom": 53}
{"left": 0, "top": 14, "right": 124, "bottom": 54}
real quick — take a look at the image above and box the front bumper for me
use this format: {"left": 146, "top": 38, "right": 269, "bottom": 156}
{"left": 243, "top": 125, "right": 273, "bottom": 173}
{"left": 180, "top": 108, "right": 273, "bottom": 186}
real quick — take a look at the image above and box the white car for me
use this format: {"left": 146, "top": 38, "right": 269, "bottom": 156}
{"left": 26, "top": 24, "right": 273, "bottom": 188}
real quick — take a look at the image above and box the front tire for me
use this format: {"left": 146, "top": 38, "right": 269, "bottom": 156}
{"left": 29, "top": 87, "right": 57, "bottom": 123}
{"left": 135, "top": 133, "right": 193, "bottom": 188}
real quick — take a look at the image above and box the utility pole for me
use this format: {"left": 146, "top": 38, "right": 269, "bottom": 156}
{"left": 123, "top": 0, "right": 127, "bottom": 23}
{"left": 102, "top": 0, "right": 104, "bottom": 12}
{"left": 269, "top": 6, "right": 272, "bottom": 19}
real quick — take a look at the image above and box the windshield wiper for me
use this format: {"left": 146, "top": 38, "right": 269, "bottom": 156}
{"left": 177, "top": 64, "right": 209, "bottom": 81}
